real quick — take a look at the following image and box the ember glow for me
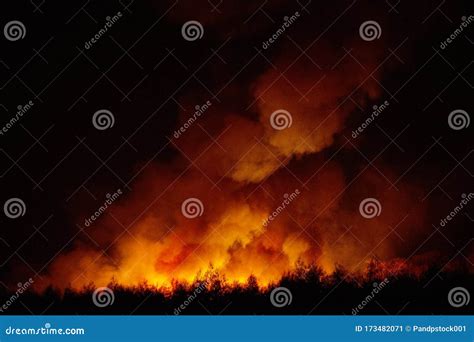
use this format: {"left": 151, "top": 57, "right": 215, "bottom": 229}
{"left": 39, "top": 37, "right": 421, "bottom": 291}
{"left": 19, "top": 1, "right": 469, "bottom": 296}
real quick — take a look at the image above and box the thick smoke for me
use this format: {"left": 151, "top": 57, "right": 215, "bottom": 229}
{"left": 38, "top": 1, "right": 451, "bottom": 291}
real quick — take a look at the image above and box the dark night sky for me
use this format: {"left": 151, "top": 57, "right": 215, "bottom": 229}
{"left": 0, "top": 0, "right": 473, "bottom": 294}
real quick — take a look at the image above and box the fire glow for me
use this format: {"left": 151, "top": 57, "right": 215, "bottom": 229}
{"left": 35, "top": 11, "right": 461, "bottom": 294}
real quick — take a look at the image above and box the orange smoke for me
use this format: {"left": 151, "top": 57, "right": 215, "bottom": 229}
{"left": 37, "top": 14, "right": 434, "bottom": 292}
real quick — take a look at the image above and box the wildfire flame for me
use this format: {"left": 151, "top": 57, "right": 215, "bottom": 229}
{"left": 34, "top": 3, "right": 469, "bottom": 293}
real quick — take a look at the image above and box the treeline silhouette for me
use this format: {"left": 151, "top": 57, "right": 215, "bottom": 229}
{"left": 1, "top": 263, "right": 472, "bottom": 314}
